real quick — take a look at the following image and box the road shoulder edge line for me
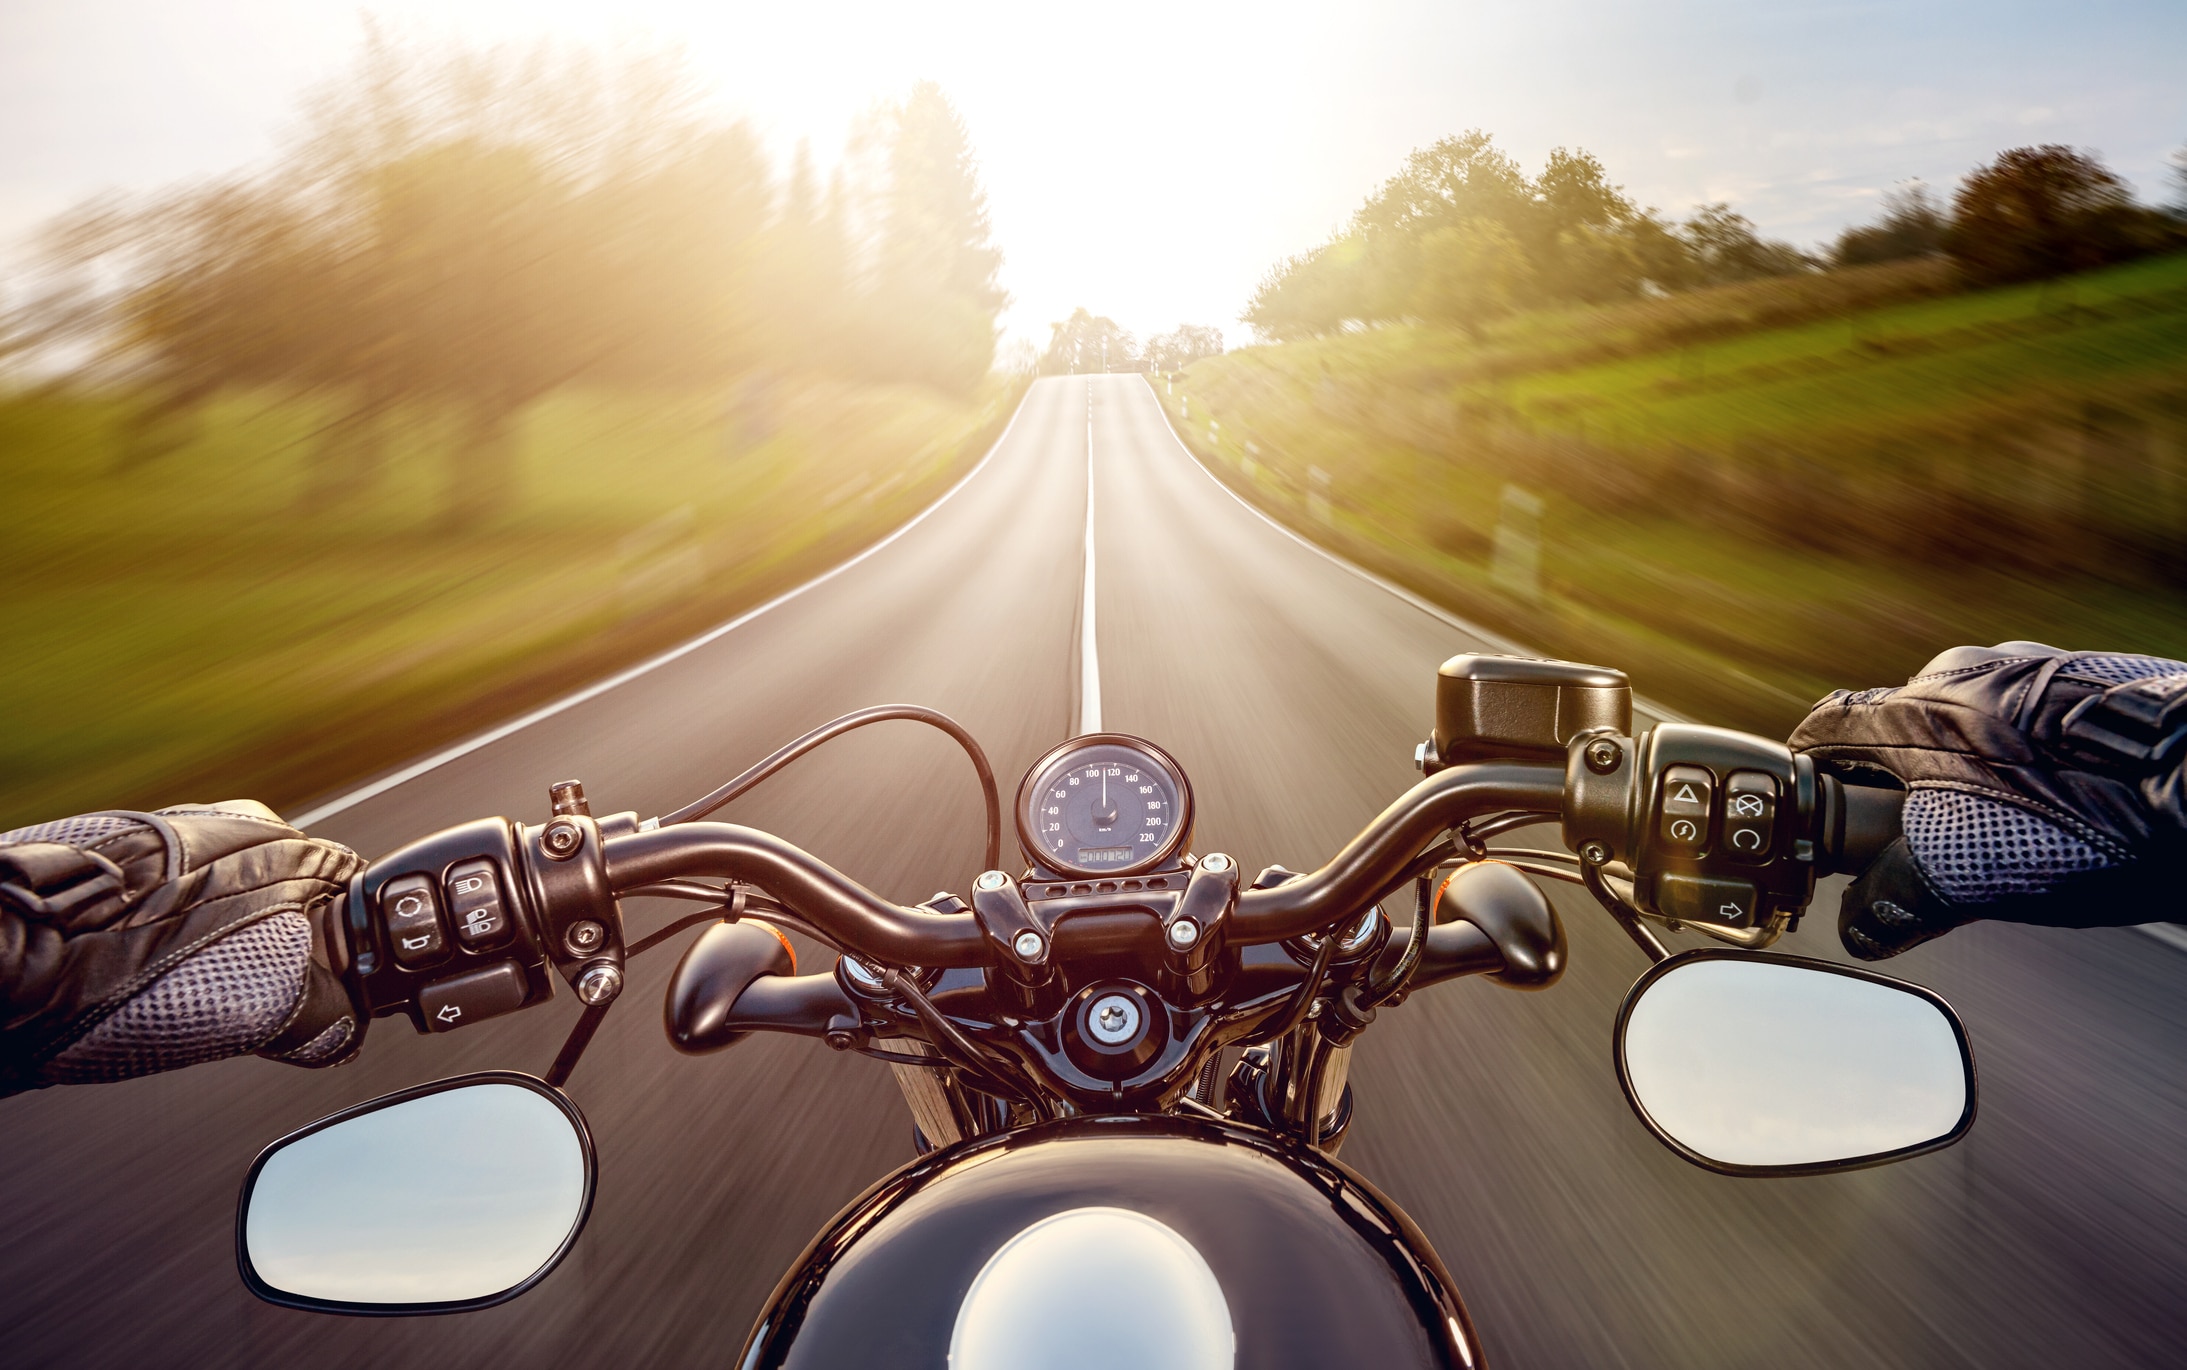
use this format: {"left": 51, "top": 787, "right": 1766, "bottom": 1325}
{"left": 292, "top": 385, "right": 1038, "bottom": 829}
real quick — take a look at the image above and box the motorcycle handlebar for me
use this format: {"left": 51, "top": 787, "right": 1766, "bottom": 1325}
{"left": 604, "top": 823, "right": 991, "bottom": 968}
{"left": 1229, "top": 763, "right": 1566, "bottom": 943}
{"left": 603, "top": 762, "right": 1572, "bottom": 966}
{"left": 600, "top": 754, "right": 1907, "bottom": 969}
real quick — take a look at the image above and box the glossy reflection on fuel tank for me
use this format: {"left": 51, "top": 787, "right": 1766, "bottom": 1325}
{"left": 245, "top": 1083, "right": 587, "bottom": 1305}
{"left": 752, "top": 1121, "right": 1463, "bottom": 1368}
{"left": 1621, "top": 959, "right": 1968, "bottom": 1168}
{"left": 950, "top": 1207, "right": 1234, "bottom": 1370}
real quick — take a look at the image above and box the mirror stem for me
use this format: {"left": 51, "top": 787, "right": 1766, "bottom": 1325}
{"left": 547, "top": 1001, "right": 613, "bottom": 1088}
{"left": 1584, "top": 862, "right": 1670, "bottom": 963}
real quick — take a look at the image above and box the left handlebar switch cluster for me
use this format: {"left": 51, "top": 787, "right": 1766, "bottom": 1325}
{"left": 341, "top": 785, "right": 632, "bottom": 1036}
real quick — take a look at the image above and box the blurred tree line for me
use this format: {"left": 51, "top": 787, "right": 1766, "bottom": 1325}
{"left": 5, "top": 31, "right": 1007, "bottom": 519}
{"left": 1038, "top": 308, "right": 1223, "bottom": 374}
{"left": 1245, "top": 133, "right": 2187, "bottom": 342}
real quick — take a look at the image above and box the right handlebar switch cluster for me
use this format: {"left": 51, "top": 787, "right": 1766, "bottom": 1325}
{"left": 1564, "top": 723, "right": 1828, "bottom": 934}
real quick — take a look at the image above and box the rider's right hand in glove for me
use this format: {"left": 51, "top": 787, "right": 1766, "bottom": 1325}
{"left": 1788, "top": 642, "right": 2187, "bottom": 959}
{"left": 0, "top": 801, "right": 365, "bottom": 1096}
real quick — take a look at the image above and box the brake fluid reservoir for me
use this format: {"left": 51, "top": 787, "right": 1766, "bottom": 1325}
{"left": 1427, "top": 655, "right": 1631, "bottom": 771}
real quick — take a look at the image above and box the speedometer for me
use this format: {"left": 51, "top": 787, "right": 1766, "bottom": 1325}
{"left": 1015, "top": 734, "right": 1194, "bottom": 878}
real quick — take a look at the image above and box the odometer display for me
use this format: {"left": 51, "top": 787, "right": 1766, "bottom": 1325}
{"left": 1016, "top": 736, "right": 1193, "bottom": 878}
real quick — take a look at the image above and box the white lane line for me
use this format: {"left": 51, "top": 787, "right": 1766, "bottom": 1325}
{"left": 1134, "top": 375, "right": 1689, "bottom": 725}
{"left": 1078, "top": 381, "right": 1102, "bottom": 735}
{"left": 292, "top": 386, "right": 1037, "bottom": 830}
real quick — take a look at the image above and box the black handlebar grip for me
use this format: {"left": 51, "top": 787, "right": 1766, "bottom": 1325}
{"left": 1823, "top": 779, "right": 1905, "bottom": 876}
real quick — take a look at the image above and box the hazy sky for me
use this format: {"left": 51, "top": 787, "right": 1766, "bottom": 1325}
{"left": 2, "top": 1, "right": 2181, "bottom": 350}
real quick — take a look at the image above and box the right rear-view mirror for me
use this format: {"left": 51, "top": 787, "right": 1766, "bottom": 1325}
{"left": 1613, "top": 950, "right": 1976, "bottom": 1176}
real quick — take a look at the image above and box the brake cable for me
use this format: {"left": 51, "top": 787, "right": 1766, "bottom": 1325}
{"left": 653, "top": 705, "right": 1003, "bottom": 871}
{"left": 622, "top": 880, "right": 842, "bottom": 951}
{"left": 1361, "top": 876, "right": 1434, "bottom": 1009}
{"left": 882, "top": 968, "right": 1055, "bottom": 1121}
{"left": 1247, "top": 921, "right": 1344, "bottom": 1047}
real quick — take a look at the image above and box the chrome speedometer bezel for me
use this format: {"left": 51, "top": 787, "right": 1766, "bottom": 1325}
{"left": 1014, "top": 734, "right": 1195, "bottom": 879}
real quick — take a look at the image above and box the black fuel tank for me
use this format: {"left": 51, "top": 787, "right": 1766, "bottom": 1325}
{"left": 737, "top": 1115, "right": 1482, "bottom": 1369}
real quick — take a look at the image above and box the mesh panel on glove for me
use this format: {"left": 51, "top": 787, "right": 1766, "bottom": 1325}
{"left": 42, "top": 911, "right": 312, "bottom": 1084}
{"left": 2056, "top": 654, "right": 2187, "bottom": 687}
{"left": 0, "top": 814, "right": 143, "bottom": 849}
{"left": 1902, "top": 789, "right": 2117, "bottom": 903}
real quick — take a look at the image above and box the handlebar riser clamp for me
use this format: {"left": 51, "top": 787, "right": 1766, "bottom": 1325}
{"left": 970, "top": 875, "right": 1057, "bottom": 1009}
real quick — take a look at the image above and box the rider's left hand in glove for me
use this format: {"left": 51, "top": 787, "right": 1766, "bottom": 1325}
{"left": 1789, "top": 642, "right": 2187, "bottom": 959}
{"left": 0, "top": 802, "right": 365, "bottom": 1095}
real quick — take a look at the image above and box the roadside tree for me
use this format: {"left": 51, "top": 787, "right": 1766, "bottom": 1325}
{"left": 1945, "top": 145, "right": 2175, "bottom": 284}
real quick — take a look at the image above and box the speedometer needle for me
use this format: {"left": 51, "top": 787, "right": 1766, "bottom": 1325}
{"left": 1093, "top": 769, "right": 1117, "bottom": 829}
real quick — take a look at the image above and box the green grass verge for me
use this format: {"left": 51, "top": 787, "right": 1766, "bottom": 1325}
{"left": 1161, "top": 252, "right": 2187, "bottom": 733}
{"left": 0, "top": 375, "right": 1024, "bottom": 828}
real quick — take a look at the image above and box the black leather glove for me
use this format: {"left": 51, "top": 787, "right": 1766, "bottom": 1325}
{"left": 0, "top": 801, "right": 366, "bottom": 1094}
{"left": 1789, "top": 643, "right": 2187, "bottom": 958}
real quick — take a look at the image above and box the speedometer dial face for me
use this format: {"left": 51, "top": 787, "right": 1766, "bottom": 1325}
{"left": 1016, "top": 735, "right": 1194, "bottom": 878}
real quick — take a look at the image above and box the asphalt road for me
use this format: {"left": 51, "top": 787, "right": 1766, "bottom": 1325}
{"left": 3, "top": 375, "right": 2182, "bottom": 1368}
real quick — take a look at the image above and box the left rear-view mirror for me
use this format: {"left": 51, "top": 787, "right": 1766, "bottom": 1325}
{"left": 1614, "top": 950, "right": 1976, "bottom": 1177}
{"left": 238, "top": 1071, "right": 594, "bottom": 1314}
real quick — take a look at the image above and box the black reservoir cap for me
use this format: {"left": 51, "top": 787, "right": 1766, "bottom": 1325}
{"left": 1432, "top": 655, "right": 1632, "bottom": 767}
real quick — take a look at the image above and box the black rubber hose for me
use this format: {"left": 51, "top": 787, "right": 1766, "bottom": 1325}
{"left": 655, "top": 705, "right": 1003, "bottom": 872}
{"left": 1232, "top": 763, "right": 1565, "bottom": 943}
{"left": 1362, "top": 876, "right": 1433, "bottom": 1008}
{"left": 1246, "top": 925, "right": 1342, "bottom": 1047}
{"left": 883, "top": 968, "right": 1054, "bottom": 1121}
{"left": 604, "top": 824, "right": 989, "bottom": 967}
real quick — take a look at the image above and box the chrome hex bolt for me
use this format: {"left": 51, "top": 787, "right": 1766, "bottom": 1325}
{"left": 1199, "top": 853, "right": 1231, "bottom": 873}
{"left": 1012, "top": 930, "right": 1045, "bottom": 961}
{"left": 575, "top": 962, "right": 623, "bottom": 1005}
{"left": 542, "top": 820, "right": 583, "bottom": 860}
{"left": 1579, "top": 841, "right": 1612, "bottom": 865}
{"left": 1168, "top": 918, "right": 1201, "bottom": 950}
{"left": 975, "top": 870, "right": 1010, "bottom": 892}
{"left": 1584, "top": 738, "right": 1623, "bottom": 775}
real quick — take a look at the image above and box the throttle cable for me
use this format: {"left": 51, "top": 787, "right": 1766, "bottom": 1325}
{"left": 654, "top": 705, "right": 1003, "bottom": 872}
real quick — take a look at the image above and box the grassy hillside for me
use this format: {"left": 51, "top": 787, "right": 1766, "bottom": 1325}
{"left": 1162, "top": 253, "right": 2187, "bottom": 732}
{"left": 0, "top": 376, "right": 1022, "bottom": 828}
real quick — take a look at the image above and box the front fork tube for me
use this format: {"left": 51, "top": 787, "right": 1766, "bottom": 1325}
{"left": 1272, "top": 1025, "right": 1355, "bottom": 1154}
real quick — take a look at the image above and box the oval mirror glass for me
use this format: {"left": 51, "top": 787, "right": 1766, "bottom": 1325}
{"left": 240, "top": 1072, "right": 593, "bottom": 1313}
{"left": 1615, "top": 952, "right": 1975, "bottom": 1175}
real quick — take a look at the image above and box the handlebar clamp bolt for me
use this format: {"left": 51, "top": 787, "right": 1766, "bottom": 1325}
{"left": 1199, "top": 853, "right": 1231, "bottom": 873}
{"left": 1584, "top": 738, "right": 1623, "bottom": 775}
{"left": 976, "top": 870, "right": 1010, "bottom": 892}
{"left": 1012, "top": 930, "right": 1046, "bottom": 962}
{"left": 575, "top": 962, "right": 623, "bottom": 1006}
{"left": 542, "top": 820, "right": 584, "bottom": 860}
{"left": 1168, "top": 918, "right": 1201, "bottom": 950}
{"left": 1579, "top": 840, "right": 1612, "bottom": 866}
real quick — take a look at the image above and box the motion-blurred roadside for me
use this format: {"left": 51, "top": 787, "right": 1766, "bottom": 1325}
{"left": 0, "top": 31, "right": 1019, "bottom": 828}
{"left": 1163, "top": 134, "right": 2187, "bottom": 733}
